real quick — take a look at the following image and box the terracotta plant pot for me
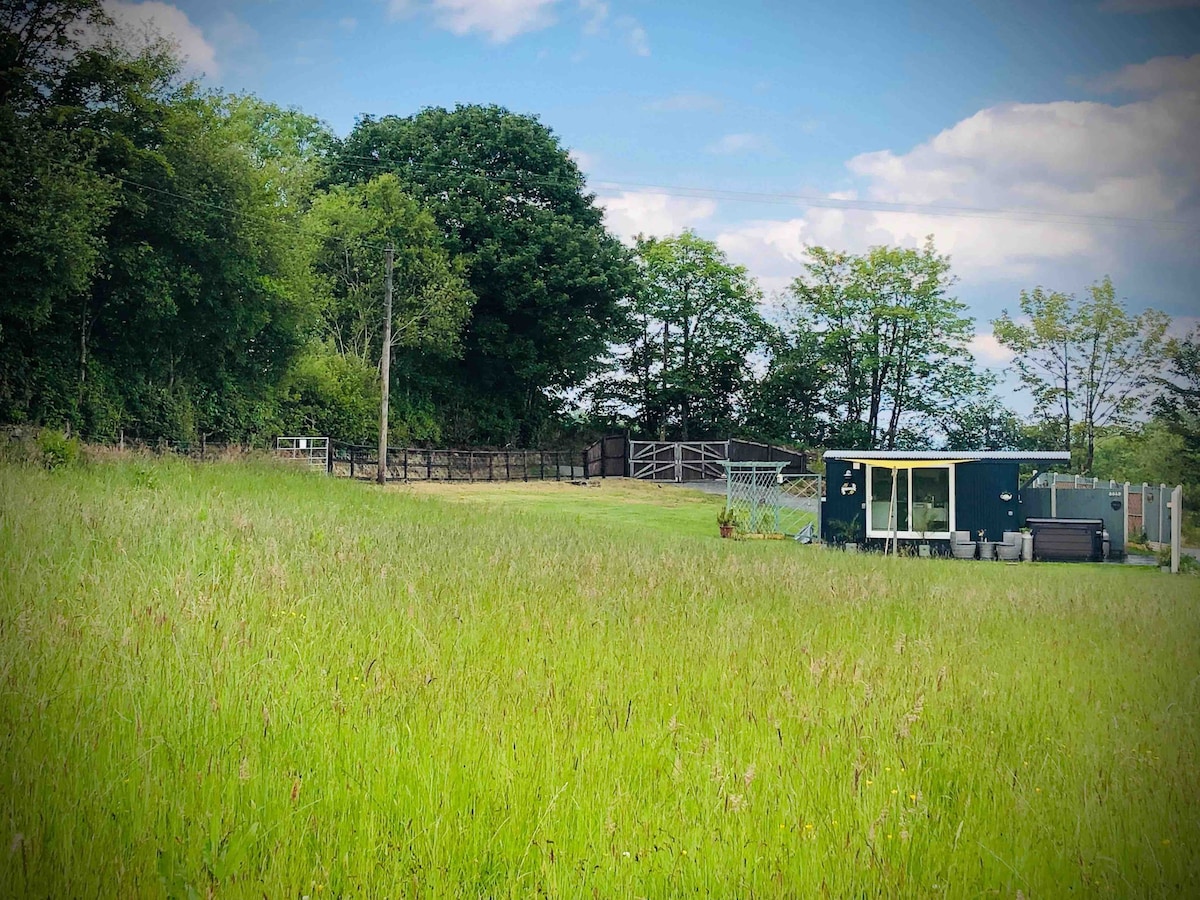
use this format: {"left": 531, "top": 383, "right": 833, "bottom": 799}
{"left": 719, "top": 524, "right": 735, "bottom": 538}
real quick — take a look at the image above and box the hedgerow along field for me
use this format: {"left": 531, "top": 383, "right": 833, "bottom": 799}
{"left": 1, "top": 458, "right": 1197, "bottom": 898}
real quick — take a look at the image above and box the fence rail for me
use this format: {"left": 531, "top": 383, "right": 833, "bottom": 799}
{"left": 329, "top": 442, "right": 586, "bottom": 483}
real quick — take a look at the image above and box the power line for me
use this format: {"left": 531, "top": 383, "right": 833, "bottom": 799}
{"left": 335, "top": 154, "right": 1200, "bottom": 233}
{"left": 53, "top": 157, "right": 392, "bottom": 252}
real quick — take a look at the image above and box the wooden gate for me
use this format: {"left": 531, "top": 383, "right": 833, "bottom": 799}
{"left": 1127, "top": 489, "right": 1144, "bottom": 539}
{"left": 628, "top": 441, "right": 729, "bottom": 481}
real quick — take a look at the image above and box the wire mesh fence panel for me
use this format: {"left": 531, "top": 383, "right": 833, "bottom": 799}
{"left": 780, "top": 474, "right": 822, "bottom": 537}
{"left": 723, "top": 463, "right": 821, "bottom": 537}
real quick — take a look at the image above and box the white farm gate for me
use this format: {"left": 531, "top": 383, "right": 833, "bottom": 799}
{"left": 628, "top": 440, "right": 729, "bottom": 482}
{"left": 275, "top": 436, "right": 330, "bottom": 472}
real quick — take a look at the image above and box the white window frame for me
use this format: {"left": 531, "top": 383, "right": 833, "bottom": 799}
{"left": 866, "top": 464, "right": 956, "bottom": 539}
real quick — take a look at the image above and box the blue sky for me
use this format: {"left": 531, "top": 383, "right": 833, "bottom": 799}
{"left": 106, "top": 0, "right": 1199, "bottom": 382}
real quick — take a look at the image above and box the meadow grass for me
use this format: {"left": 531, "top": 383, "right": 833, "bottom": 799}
{"left": 0, "top": 458, "right": 1197, "bottom": 897}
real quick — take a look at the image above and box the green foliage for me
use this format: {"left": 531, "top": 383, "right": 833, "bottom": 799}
{"left": 939, "top": 395, "right": 1028, "bottom": 451}
{"left": 599, "top": 231, "right": 768, "bottom": 440}
{"left": 34, "top": 427, "right": 80, "bottom": 469}
{"left": 304, "top": 174, "right": 472, "bottom": 362}
{"left": 334, "top": 105, "right": 636, "bottom": 444}
{"left": 740, "top": 328, "right": 834, "bottom": 447}
{"left": 993, "top": 278, "right": 1169, "bottom": 474}
{"left": 279, "top": 345, "right": 380, "bottom": 445}
{"left": 716, "top": 506, "right": 740, "bottom": 528}
{"left": 789, "top": 239, "right": 979, "bottom": 450}
{"left": 1153, "top": 327, "right": 1200, "bottom": 489}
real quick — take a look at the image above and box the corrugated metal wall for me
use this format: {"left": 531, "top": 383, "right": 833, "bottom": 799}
{"left": 821, "top": 459, "right": 866, "bottom": 542}
{"left": 955, "top": 461, "right": 1021, "bottom": 541}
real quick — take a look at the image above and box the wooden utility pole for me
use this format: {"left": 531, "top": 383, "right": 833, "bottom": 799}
{"left": 377, "top": 247, "right": 394, "bottom": 485}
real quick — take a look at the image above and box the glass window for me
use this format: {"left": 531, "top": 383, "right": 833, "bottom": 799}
{"left": 911, "top": 467, "right": 951, "bottom": 534}
{"left": 871, "top": 466, "right": 909, "bottom": 532}
{"left": 869, "top": 464, "right": 952, "bottom": 535}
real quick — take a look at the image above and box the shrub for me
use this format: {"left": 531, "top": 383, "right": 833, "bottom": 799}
{"left": 36, "top": 429, "right": 82, "bottom": 471}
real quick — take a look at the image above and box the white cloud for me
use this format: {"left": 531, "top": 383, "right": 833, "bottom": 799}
{"left": 598, "top": 191, "right": 717, "bottom": 244}
{"left": 102, "top": 1, "right": 218, "bottom": 75}
{"left": 707, "top": 132, "right": 771, "bottom": 155}
{"left": 210, "top": 11, "right": 256, "bottom": 54}
{"left": 969, "top": 332, "right": 1016, "bottom": 365}
{"left": 626, "top": 22, "right": 649, "bottom": 57}
{"left": 578, "top": 0, "right": 608, "bottom": 34}
{"left": 714, "top": 61, "right": 1199, "bottom": 293}
{"left": 1098, "top": 0, "right": 1200, "bottom": 11}
{"left": 645, "top": 92, "right": 724, "bottom": 112}
{"left": 1091, "top": 53, "right": 1200, "bottom": 93}
{"left": 387, "top": 0, "right": 561, "bottom": 43}
{"left": 569, "top": 148, "right": 597, "bottom": 172}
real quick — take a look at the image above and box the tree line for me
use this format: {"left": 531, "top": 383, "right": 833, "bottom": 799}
{"left": 2, "top": 1, "right": 1195, "bottom": 498}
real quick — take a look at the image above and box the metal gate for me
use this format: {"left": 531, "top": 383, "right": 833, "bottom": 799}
{"left": 275, "top": 436, "right": 330, "bottom": 471}
{"left": 723, "top": 463, "right": 822, "bottom": 537}
{"left": 628, "top": 440, "right": 729, "bottom": 481}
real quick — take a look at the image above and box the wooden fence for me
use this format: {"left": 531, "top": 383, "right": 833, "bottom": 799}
{"left": 330, "top": 442, "right": 586, "bottom": 482}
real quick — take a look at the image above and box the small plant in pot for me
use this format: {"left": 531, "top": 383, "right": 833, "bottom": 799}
{"left": 830, "top": 517, "right": 861, "bottom": 552}
{"left": 717, "top": 507, "right": 740, "bottom": 538}
{"left": 917, "top": 528, "right": 931, "bottom": 558}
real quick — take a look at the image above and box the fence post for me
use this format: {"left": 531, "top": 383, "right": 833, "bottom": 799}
{"left": 489, "top": 453, "right": 494, "bottom": 482}
{"left": 1051, "top": 482, "right": 1057, "bottom": 518}
{"left": 327, "top": 439, "right": 334, "bottom": 475}
{"left": 426, "top": 450, "right": 432, "bottom": 481}
{"left": 1160, "top": 483, "right": 1167, "bottom": 546}
{"left": 1169, "top": 485, "right": 1183, "bottom": 573}
{"left": 505, "top": 451, "right": 511, "bottom": 481}
{"left": 1123, "top": 481, "right": 1130, "bottom": 540}
{"left": 350, "top": 447, "right": 356, "bottom": 479}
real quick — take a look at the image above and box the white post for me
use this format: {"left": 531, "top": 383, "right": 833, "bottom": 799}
{"left": 1170, "top": 485, "right": 1183, "bottom": 574}
{"left": 1123, "top": 481, "right": 1130, "bottom": 551}
{"left": 890, "top": 467, "right": 898, "bottom": 557}
{"left": 1160, "top": 483, "right": 1167, "bottom": 547}
{"left": 1051, "top": 482, "right": 1057, "bottom": 518}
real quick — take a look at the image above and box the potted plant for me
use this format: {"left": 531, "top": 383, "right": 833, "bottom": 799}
{"left": 830, "top": 517, "right": 860, "bottom": 553}
{"left": 917, "top": 527, "right": 931, "bottom": 558}
{"left": 717, "top": 507, "right": 739, "bottom": 538}
{"left": 976, "top": 529, "right": 994, "bottom": 561}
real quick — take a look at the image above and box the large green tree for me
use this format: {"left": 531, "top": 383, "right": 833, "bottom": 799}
{"left": 286, "top": 174, "right": 473, "bottom": 444}
{"left": 332, "top": 105, "right": 635, "bottom": 445}
{"left": 601, "top": 231, "right": 768, "bottom": 439}
{"left": 993, "top": 278, "right": 1169, "bottom": 474}
{"left": 0, "top": 2, "right": 309, "bottom": 440}
{"left": 789, "top": 240, "right": 978, "bottom": 450}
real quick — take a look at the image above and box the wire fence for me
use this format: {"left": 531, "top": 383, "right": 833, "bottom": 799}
{"left": 723, "top": 462, "right": 822, "bottom": 537}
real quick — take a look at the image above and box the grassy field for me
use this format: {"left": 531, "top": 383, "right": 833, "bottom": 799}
{"left": 1, "top": 458, "right": 1198, "bottom": 897}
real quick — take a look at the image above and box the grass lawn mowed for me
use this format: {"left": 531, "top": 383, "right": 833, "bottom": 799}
{"left": 1, "top": 459, "right": 1197, "bottom": 897}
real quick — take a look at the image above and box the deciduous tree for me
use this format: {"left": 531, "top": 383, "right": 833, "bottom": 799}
{"left": 993, "top": 278, "right": 1169, "bottom": 474}
{"left": 789, "top": 239, "right": 976, "bottom": 450}
{"left": 333, "top": 105, "right": 634, "bottom": 444}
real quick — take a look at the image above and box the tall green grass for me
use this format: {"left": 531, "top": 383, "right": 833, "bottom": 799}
{"left": 1, "top": 459, "right": 1197, "bottom": 897}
